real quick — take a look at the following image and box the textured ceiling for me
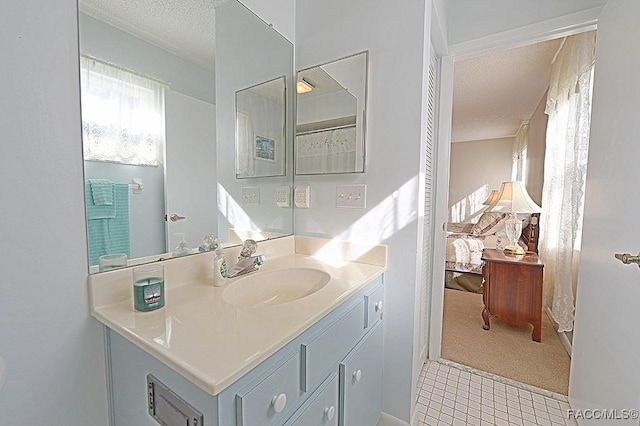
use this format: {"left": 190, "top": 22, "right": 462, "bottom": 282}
{"left": 452, "top": 38, "right": 563, "bottom": 143}
{"left": 79, "top": 0, "right": 224, "bottom": 70}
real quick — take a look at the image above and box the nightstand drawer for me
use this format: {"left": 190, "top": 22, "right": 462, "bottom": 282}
{"left": 236, "top": 352, "right": 302, "bottom": 425}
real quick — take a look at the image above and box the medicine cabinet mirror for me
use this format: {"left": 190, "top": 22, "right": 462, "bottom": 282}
{"left": 78, "top": 0, "right": 294, "bottom": 274}
{"left": 295, "top": 51, "right": 368, "bottom": 175}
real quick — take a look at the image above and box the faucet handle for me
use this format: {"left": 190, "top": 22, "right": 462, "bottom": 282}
{"left": 253, "top": 254, "right": 266, "bottom": 266}
{"left": 240, "top": 239, "right": 258, "bottom": 258}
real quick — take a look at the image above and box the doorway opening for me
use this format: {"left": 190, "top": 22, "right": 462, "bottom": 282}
{"left": 434, "top": 28, "right": 596, "bottom": 396}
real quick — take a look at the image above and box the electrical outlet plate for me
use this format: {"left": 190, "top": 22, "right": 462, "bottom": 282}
{"left": 294, "top": 185, "right": 310, "bottom": 208}
{"left": 241, "top": 187, "right": 260, "bottom": 205}
{"left": 275, "top": 186, "right": 291, "bottom": 207}
{"left": 336, "top": 184, "right": 367, "bottom": 208}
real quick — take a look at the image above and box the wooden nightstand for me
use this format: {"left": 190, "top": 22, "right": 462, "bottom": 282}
{"left": 481, "top": 249, "right": 544, "bottom": 342}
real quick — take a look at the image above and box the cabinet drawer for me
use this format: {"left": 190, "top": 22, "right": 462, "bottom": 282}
{"left": 339, "top": 321, "right": 384, "bottom": 426}
{"left": 283, "top": 373, "right": 338, "bottom": 426}
{"left": 301, "top": 301, "right": 365, "bottom": 392}
{"left": 364, "top": 284, "right": 384, "bottom": 328}
{"left": 236, "top": 352, "right": 302, "bottom": 426}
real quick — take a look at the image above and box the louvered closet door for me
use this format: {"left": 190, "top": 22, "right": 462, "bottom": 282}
{"left": 418, "top": 50, "right": 439, "bottom": 358}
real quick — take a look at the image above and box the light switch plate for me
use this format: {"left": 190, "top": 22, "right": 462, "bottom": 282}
{"left": 241, "top": 187, "right": 260, "bottom": 205}
{"left": 275, "top": 186, "right": 291, "bottom": 207}
{"left": 336, "top": 184, "right": 367, "bottom": 208}
{"left": 294, "top": 185, "right": 310, "bottom": 208}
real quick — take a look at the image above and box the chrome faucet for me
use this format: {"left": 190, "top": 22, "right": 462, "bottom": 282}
{"left": 226, "top": 239, "right": 266, "bottom": 278}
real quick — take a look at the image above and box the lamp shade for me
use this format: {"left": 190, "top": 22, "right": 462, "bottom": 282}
{"left": 482, "top": 190, "right": 500, "bottom": 206}
{"left": 486, "top": 181, "right": 541, "bottom": 213}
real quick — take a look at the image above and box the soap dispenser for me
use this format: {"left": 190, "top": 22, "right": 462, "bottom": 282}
{"left": 172, "top": 233, "right": 191, "bottom": 257}
{"left": 212, "top": 248, "right": 228, "bottom": 286}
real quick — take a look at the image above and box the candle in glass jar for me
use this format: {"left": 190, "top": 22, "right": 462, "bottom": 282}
{"left": 133, "top": 265, "right": 165, "bottom": 312}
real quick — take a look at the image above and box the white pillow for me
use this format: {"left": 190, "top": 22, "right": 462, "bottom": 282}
{"left": 471, "top": 212, "right": 506, "bottom": 236}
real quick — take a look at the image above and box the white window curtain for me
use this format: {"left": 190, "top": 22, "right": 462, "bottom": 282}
{"left": 539, "top": 31, "right": 596, "bottom": 332}
{"left": 512, "top": 121, "right": 529, "bottom": 182}
{"left": 80, "top": 56, "right": 165, "bottom": 166}
{"left": 236, "top": 111, "right": 255, "bottom": 177}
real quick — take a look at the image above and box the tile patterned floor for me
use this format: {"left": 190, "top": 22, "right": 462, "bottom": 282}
{"left": 416, "top": 361, "right": 577, "bottom": 426}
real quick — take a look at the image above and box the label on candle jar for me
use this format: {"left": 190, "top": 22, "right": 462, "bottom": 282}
{"left": 134, "top": 277, "right": 165, "bottom": 312}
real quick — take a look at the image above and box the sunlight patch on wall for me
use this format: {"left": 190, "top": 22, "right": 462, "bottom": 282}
{"left": 217, "top": 183, "right": 260, "bottom": 241}
{"left": 312, "top": 177, "right": 419, "bottom": 265}
{"left": 449, "top": 184, "right": 489, "bottom": 223}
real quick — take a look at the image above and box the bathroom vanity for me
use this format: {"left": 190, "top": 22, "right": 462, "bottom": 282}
{"left": 89, "top": 236, "right": 386, "bottom": 425}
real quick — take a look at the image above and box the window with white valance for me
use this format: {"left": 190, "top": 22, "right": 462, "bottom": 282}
{"left": 80, "top": 56, "right": 165, "bottom": 166}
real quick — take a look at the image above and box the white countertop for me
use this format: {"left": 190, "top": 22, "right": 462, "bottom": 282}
{"left": 89, "top": 236, "right": 386, "bottom": 396}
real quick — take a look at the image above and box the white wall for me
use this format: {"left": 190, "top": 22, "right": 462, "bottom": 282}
{"left": 295, "top": 0, "right": 429, "bottom": 422}
{"left": 525, "top": 92, "right": 548, "bottom": 205}
{"left": 0, "top": 1, "right": 109, "bottom": 424}
{"left": 448, "top": 137, "right": 514, "bottom": 222}
{"left": 241, "top": 0, "right": 295, "bottom": 44}
{"left": 448, "top": 0, "right": 607, "bottom": 47}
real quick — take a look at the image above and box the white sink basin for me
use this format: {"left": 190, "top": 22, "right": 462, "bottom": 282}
{"left": 222, "top": 267, "right": 331, "bottom": 307}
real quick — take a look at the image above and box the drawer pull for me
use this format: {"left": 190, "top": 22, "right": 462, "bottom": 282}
{"left": 374, "top": 301, "right": 383, "bottom": 312}
{"left": 324, "top": 405, "right": 336, "bottom": 421}
{"left": 353, "top": 369, "right": 362, "bottom": 382}
{"left": 271, "top": 393, "right": 287, "bottom": 413}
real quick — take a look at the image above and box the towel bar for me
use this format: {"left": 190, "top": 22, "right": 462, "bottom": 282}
{"left": 129, "top": 179, "right": 143, "bottom": 193}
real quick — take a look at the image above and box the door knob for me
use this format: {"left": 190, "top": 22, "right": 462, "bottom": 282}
{"left": 324, "top": 406, "right": 335, "bottom": 421}
{"left": 614, "top": 252, "right": 640, "bottom": 267}
{"left": 271, "top": 393, "right": 287, "bottom": 413}
{"left": 169, "top": 214, "right": 186, "bottom": 222}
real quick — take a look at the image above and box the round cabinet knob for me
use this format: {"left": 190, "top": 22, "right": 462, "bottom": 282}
{"left": 324, "top": 405, "right": 336, "bottom": 421}
{"left": 353, "top": 369, "right": 362, "bottom": 382}
{"left": 375, "top": 301, "right": 383, "bottom": 312}
{"left": 271, "top": 393, "right": 287, "bottom": 413}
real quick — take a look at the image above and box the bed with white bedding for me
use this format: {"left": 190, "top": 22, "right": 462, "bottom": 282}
{"left": 444, "top": 212, "right": 539, "bottom": 292}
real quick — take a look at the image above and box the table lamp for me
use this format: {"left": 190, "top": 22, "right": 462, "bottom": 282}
{"left": 486, "top": 181, "right": 541, "bottom": 256}
{"left": 482, "top": 189, "right": 500, "bottom": 206}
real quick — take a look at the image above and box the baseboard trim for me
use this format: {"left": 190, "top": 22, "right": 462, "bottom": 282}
{"left": 557, "top": 330, "right": 573, "bottom": 358}
{"left": 378, "top": 411, "right": 410, "bottom": 426}
{"left": 545, "top": 307, "right": 573, "bottom": 357}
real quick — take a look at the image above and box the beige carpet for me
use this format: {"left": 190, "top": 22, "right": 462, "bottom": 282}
{"left": 441, "top": 288, "right": 570, "bottom": 395}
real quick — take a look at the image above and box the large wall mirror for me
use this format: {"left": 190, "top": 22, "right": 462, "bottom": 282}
{"left": 78, "top": 0, "right": 294, "bottom": 274}
{"left": 295, "top": 51, "right": 368, "bottom": 175}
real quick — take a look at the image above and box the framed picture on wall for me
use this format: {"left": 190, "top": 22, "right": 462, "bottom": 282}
{"left": 255, "top": 136, "right": 276, "bottom": 162}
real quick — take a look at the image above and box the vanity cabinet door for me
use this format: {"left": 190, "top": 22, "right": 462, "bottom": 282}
{"left": 364, "top": 284, "right": 384, "bottom": 329}
{"left": 300, "top": 300, "right": 365, "bottom": 391}
{"left": 338, "top": 321, "right": 383, "bottom": 426}
{"left": 283, "top": 373, "right": 338, "bottom": 426}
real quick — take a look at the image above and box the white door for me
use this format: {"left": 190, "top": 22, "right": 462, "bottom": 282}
{"left": 165, "top": 91, "right": 218, "bottom": 252}
{"left": 570, "top": 1, "right": 640, "bottom": 424}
